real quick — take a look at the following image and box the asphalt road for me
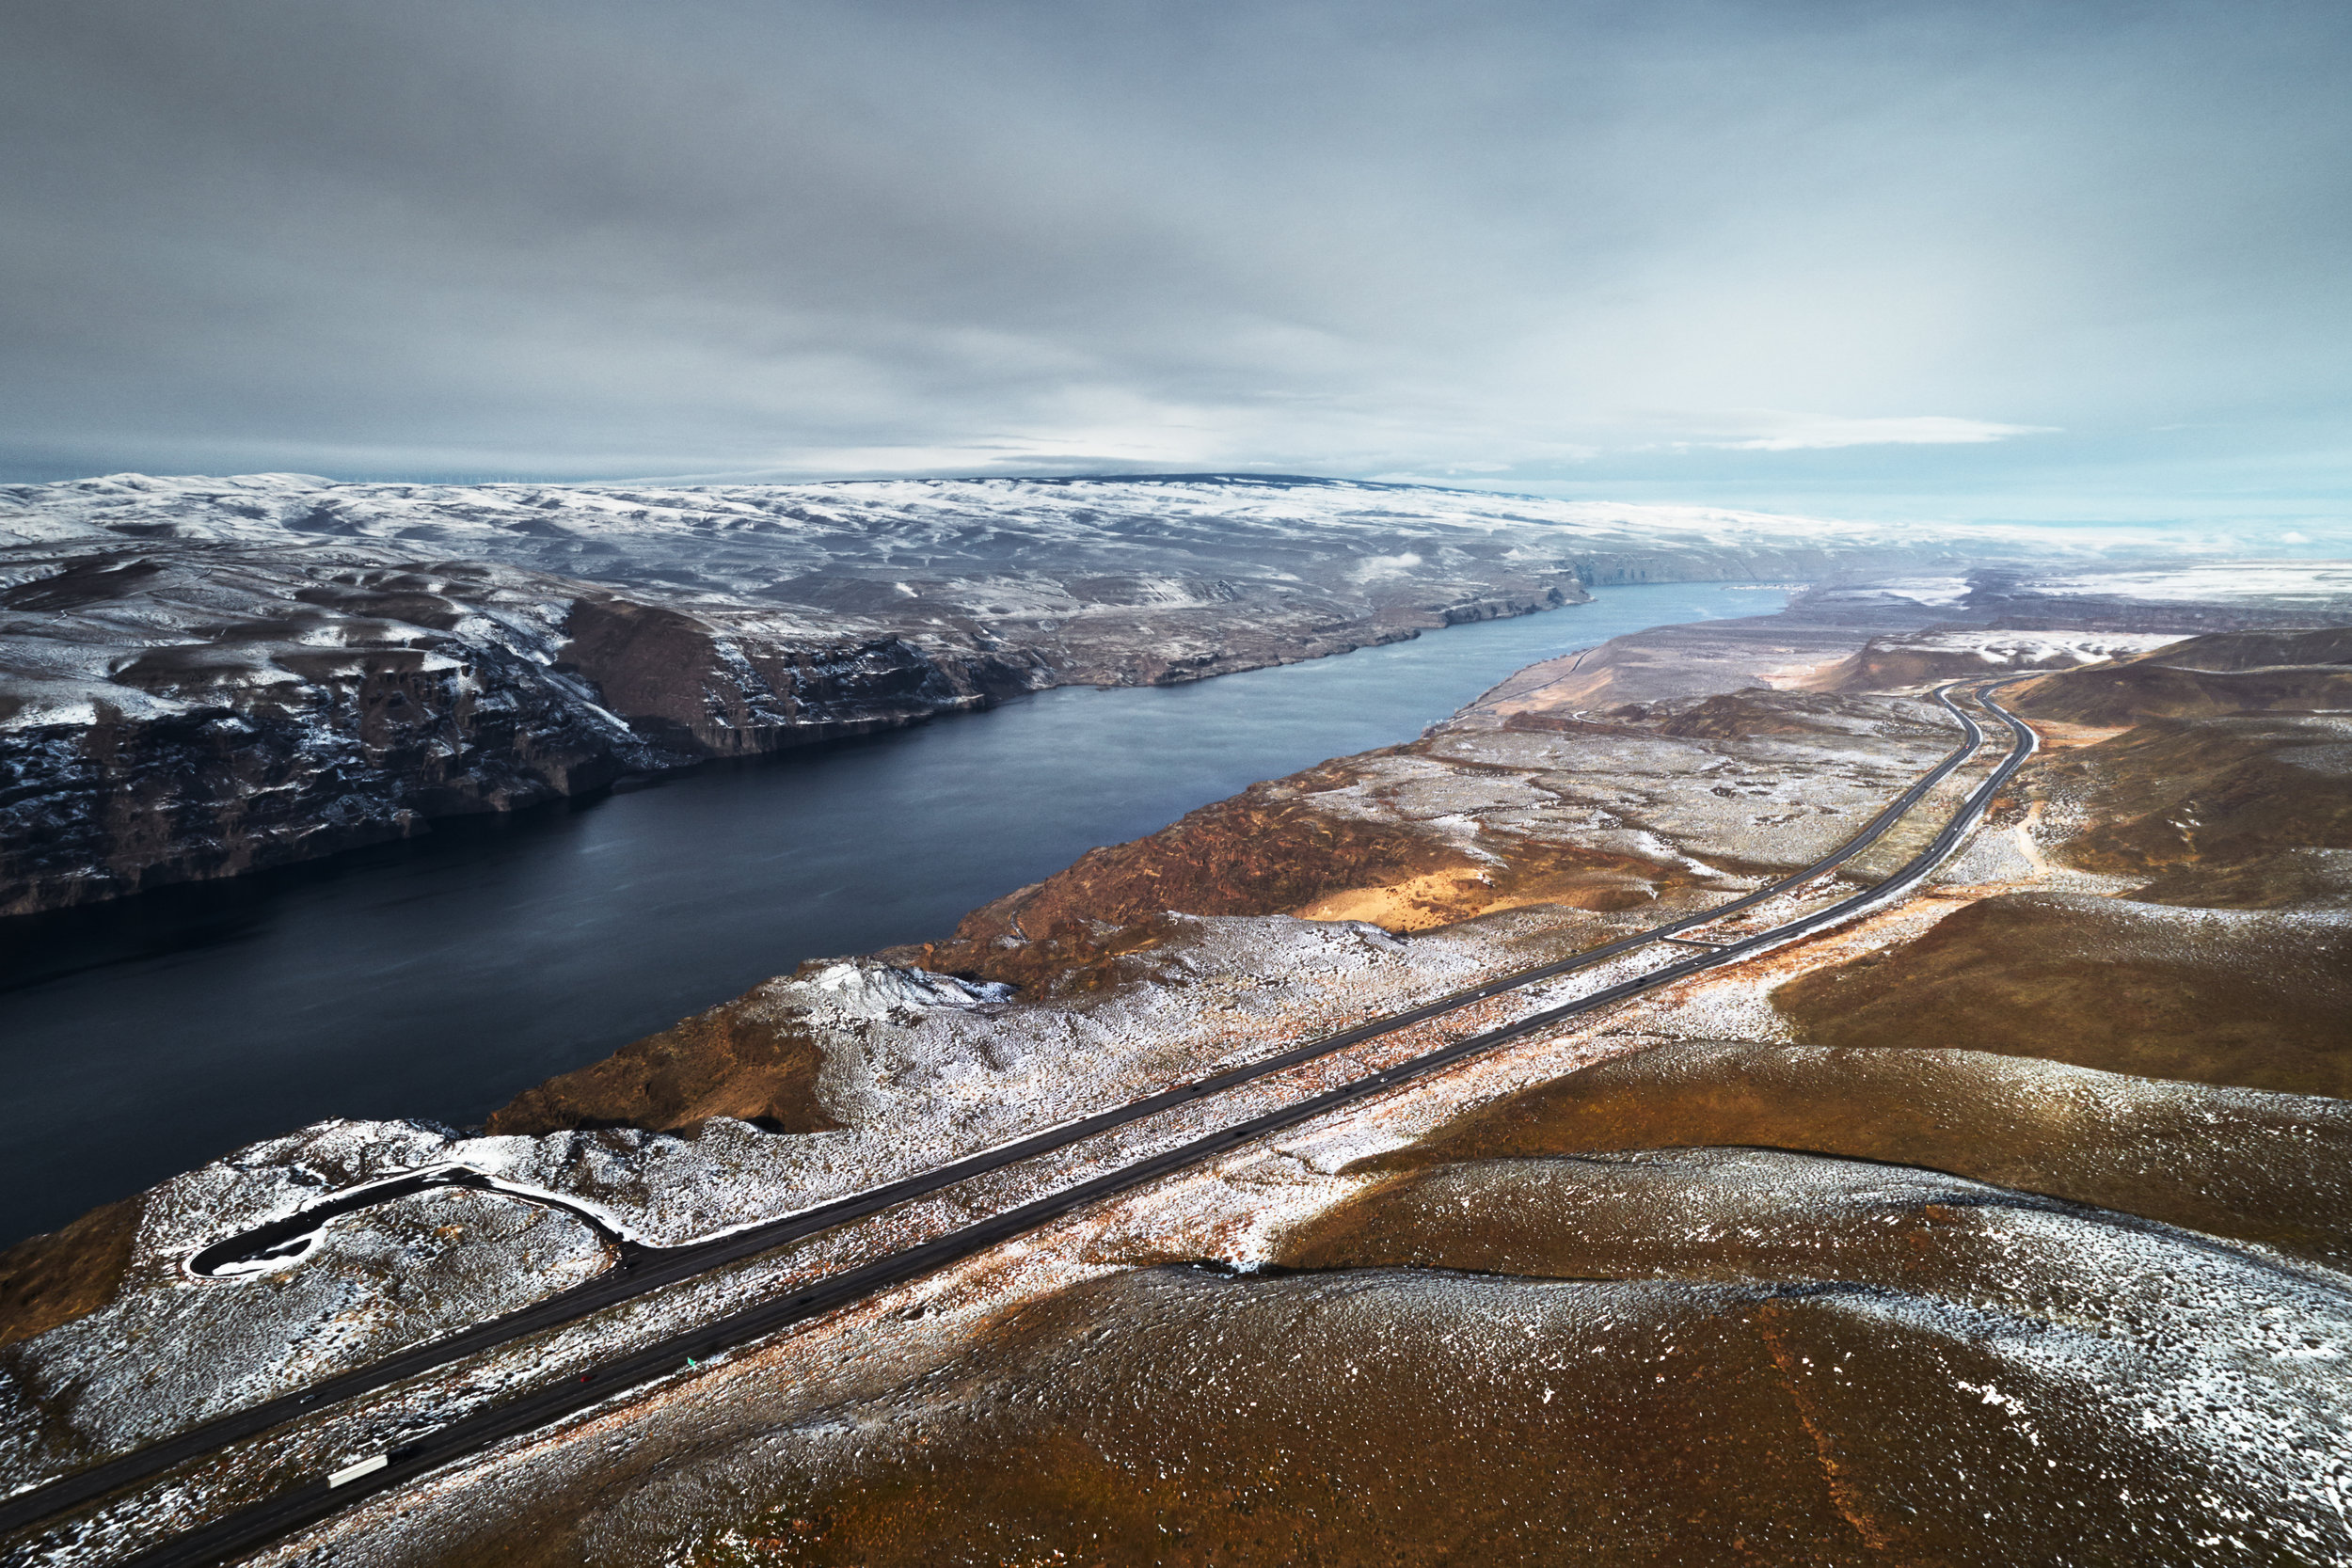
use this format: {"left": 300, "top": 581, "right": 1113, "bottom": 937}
{"left": 7, "top": 681, "right": 2038, "bottom": 1565}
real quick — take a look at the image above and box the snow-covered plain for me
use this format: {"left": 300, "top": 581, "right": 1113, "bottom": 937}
{"left": 1835, "top": 562, "right": 2352, "bottom": 626}
{"left": 2026, "top": 562, "right": 2352, "bottom": 605}
{"left": 1863, "top": 629, "right": 2181, "bottom": 667}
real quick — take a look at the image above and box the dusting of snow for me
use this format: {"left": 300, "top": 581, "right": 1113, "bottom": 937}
{"left": 2027, "top": 562, "right": 2352, "bottom": 605}
{"left": 0, "top": 472, "right": 2273, "bottom": 591}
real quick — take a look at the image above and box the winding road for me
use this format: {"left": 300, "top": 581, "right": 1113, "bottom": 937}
{"left": 4, "top": 680, "right": 2039, "bottom": 1566}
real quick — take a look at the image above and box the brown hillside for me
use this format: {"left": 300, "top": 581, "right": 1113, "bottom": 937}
{"left": 0, "top": 1196, "right": 142, "bottom": 1351}
{"left": 919, "top": 757, "right": 1684, "bottom": 989}
{"left": 1359, "top": 1038, "right": 2352, "bottom": 1263}
{"left": 489, "top": 993, "right": 840, "bottom": 1136}
{"left": 1772, "top": 891, "right": 2352, "bottom": 1098}
{"left": 2122, "top": 625, "right": 2352, "bottom": 671}
{"left": 2012, "top": 658, "right": 2352, "bottom": 727}
{"left": 2039, "top": 715, "right": 2352, "bottom": 876}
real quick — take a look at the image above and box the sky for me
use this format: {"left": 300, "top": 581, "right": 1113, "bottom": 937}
{"left": 3, "top": 0, "right": 2348, "bottom": 532}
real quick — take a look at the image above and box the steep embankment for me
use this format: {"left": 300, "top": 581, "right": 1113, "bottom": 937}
{"left": 0, "top": 475, "right": 1617, "bottom": 913}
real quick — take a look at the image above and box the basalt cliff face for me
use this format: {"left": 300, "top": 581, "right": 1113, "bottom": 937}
{"left": 0, "top": 472, "right": 1622, "bottom": 915}
{"left": 0, "top": 546, "right": 1041, "bottom": 914}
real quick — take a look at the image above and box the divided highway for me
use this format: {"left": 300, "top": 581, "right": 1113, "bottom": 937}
{"left": 5, "top": 681, "right": 2039, "bottom": 1566}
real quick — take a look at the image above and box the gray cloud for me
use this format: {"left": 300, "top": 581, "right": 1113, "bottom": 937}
{"left": 2, "top": 0, "right": 2347, "bottom": 527}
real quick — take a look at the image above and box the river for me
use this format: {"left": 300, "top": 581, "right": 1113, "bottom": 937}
{"left": 0, "top": 583, "right": 1785, "bottom": 1244}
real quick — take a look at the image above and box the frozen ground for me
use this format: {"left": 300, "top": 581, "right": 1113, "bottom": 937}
{"left": 1841, "top": 627, "right": 2180, "bottom": 670}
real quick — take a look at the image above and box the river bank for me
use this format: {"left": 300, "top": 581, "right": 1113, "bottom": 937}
{"left": 0, "top": 583, "right": 1785, "bottom": 1244}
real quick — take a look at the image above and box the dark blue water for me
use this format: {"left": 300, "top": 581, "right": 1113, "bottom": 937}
{"left": 0, "top": 584, "right": 1783, "bottom": 1244}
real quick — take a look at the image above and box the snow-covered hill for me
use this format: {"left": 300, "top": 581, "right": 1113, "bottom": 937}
{"left": 0, "top": 470, "right": 2291, "bottom": 913}
{"left": 1, "top": 471, "right": 2110, "bottom": 597}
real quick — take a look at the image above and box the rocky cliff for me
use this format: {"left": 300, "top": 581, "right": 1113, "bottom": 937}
{"left": 0, "top": 544, "right": 1061, "bottom": 914}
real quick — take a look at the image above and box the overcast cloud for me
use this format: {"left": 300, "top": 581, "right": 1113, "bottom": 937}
{"left": 3, "top": 0, "right": 2346, "bottom": 528}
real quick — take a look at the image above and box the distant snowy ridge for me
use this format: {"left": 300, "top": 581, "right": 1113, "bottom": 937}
{"left": 0, "top": 471, "right": 2207, "bottom": 592}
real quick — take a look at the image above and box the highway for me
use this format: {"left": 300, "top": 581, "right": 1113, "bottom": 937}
{"left": 4, "top": 681, "right": 2039, "bottom": 1566}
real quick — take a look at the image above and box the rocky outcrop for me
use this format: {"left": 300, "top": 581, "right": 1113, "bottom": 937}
{"left": 486, "top": 980, "right": 845, "bottom": 1136}
{"left": 0, "top": 551, "right": 674, "bottom": 913}
{"left": 0, "top": 476, "right": 1621, "bottom": 912}
{"left": 553, "top": 594, "right": 1039, "bottom": 758}
{"left": 0, "top": 541, "right": 1091, "bottom": 914}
